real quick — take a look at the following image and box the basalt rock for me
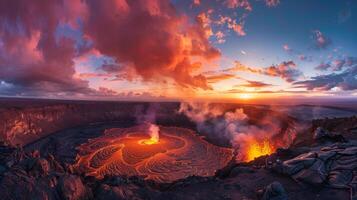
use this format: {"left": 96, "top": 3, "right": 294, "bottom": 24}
{"left": 261, "top": 181, "right": 288, "bottom": 200}
{"left": 273, "top": 141, "right": 357, "bottom": 199}
{"left": 0, "top": 149, "right": 92, "bottom": 200}
{"left": 313, "top": 127, "right": 346, "bottom": 143}
{"left": 58, "top": 174, "right": 92, "bottom": 200}
{"left": 95, "top": 183, "right": 158, "bottom": 200}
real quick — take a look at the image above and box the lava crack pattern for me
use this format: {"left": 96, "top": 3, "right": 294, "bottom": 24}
{"left": 74, "top": 125, "right": 233, "bottom": 183}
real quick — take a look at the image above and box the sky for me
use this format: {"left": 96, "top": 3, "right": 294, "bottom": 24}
{"left": 0, "top": 0, "right": 356, "bottom": 102}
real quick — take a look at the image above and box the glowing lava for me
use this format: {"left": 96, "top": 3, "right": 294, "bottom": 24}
{"left": 138, "top": 137, "right": 159, "bottom": 145}
{"left": 74, "top": 124, "right": 233, "bottom": 183}
{"left": 138, "top": 123, "right": 159, "bottom": 145}
{"left": 245, "top": 139, "right": 274, "bottom": 161}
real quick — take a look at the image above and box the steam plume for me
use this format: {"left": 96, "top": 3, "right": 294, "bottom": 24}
{"left": 148, "top": 123, "right": 160, "bottom": 143}
{"left": 179, "top": 102, "right": 296, "bottom": 161}
{"left": 135, "top": 103, "right": 160, "bottom": 142}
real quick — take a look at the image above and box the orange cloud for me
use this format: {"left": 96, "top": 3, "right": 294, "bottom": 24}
{"left": 84, "top": 0, "right": 220, "bottom": 90}
{"left": 240, "top": 80, "right": 273, "bottom": 88}
{"left": 232, "top": 61, "right": 302, "bottom": 82}
{"left": 217, "top": 15, "right": 246, "bottom": 36}
{"left": 206, "top": 73, "right": 236, "bottom": 83}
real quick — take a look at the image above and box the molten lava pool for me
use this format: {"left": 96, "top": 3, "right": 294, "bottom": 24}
{"left": 74, "top": 125, "right": 233, "bottom": 183}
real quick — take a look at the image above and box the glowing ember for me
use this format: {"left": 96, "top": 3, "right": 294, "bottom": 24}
{"left": 245, "top": 139, "right": 274, "bottom": 161}
{"left": 74, "top": 125, "right": 233, "bottom": 183}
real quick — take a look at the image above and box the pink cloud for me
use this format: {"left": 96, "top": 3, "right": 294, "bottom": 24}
{"left": 233, "top": 61, "right": 302, "bottom": 82}
{"left": 0, "top": 0, "right": 221, "bottom": 97}
{"left": 192, "top": 0, "right": 201, "bottom": 6}
{"left": 84, "top": 0, "right": 220, "bottom": 90}
{"left": 265, "top": 0, "right": 280, "bottom": 7}
{"left": 224, "top": 0, "right": 252, "bottom": 11}
{"left": 0, "top": 0, "right": 91, "bottom": 96}
{"left": 312, "top": 30, "right": 332, "bottom": 49}
{"left": 217, "top": 15, "right": 246, "bottom": 36}
{"left": 283, "top": 44, "right": 291, "bottom": 52}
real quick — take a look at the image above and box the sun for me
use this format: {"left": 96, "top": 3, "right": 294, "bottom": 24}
{"left": 238, "top": 93, "right": 253, "bottom": 100}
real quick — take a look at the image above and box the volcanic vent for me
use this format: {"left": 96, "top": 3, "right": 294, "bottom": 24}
{"left": 74, "top": 124, "right": 233, "bottom": 183}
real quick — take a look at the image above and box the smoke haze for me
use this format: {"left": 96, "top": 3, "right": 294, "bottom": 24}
{"left": 179, "top": 102, "right": 297, "bottom": 161}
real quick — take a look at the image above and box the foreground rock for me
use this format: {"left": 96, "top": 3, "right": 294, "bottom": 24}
{"left": 273, "top": 141, "right": 357, "bottom": 199}
{"left": 58, "top": 175, "right": 91, "bottom": 200}
{"left": 313, "top": 127, "right": 346, "bottom": 143}
{"left": 0, "top": 149, "right": 92, "bottom": 200}
{"left": 261, "top": 181, "right": 288, "bottom": 200}
{"left": 95, "top": 177, "right": 159, "bottom": 200}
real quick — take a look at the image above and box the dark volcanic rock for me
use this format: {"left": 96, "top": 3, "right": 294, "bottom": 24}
{"left": 58, "top": 174, "right": 92, "bottom": 200}
{"left": 313, "top": 127, "right": 346, "bottom": 143}
{"left": 96, "top": 183, "right": 155, "bottom": 200}
{"left": 0, "top": 102, "right": 185, "bottom": 146}
{"left": 313, "top": 127, "right": 332, "bottom": 140}
{"left": 0, "top": 167, "right": 59, "bottom": 200}
{"left": 94, "top": 176, "right": 159, "bottom": 200}
{"left": 28, "top": 157, "right": 51, "bottom": 177}
{"left": 273, "top": 141, "right": 357, "bottom": 199}
{"left": 0, "top": 100, "right": 355, "bottom": 200}
{"left": 0, "top": 149, "right": 93, "bottom": 200}
{"left": 261, "top": 181, "right": 288, "bottom": 200}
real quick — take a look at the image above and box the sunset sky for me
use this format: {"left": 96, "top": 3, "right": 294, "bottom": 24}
{"left": 0, "top": 0, "right": 356, "bottom": 101}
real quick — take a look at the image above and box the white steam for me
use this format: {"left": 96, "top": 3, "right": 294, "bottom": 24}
{"left": 148, "top": 123, "right": 160, "bottom": 142}
{"left": 179, "top": 102, "right": 296, "bottom": 161}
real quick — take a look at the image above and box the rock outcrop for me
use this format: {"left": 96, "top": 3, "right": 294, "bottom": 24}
{"left": 273, "top": 141, "right": 357, "bottom": 199}
{"left": 261, "top": 181, "right": 288, "bottom": 200}
{"left": 0, "top": 149, "right": 92, "bottom": 200}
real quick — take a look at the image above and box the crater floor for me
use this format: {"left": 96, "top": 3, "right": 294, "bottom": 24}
{"left": 74, "top": 125, "right": 234, "bottom": 183}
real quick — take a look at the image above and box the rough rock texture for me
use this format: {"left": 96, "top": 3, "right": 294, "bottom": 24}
{"left": 313, "top": 127, "right": 333, "bottom": 140}
{"left": 313, "top": 127, "right": 346, "bottom": 143}
{"left": 0, "top": 149, "right": 92, "bottom": 200}
{"left": 94, "top": 177, "right": 159, "bottom": 200}
{"left": 313, "top": 116, "right": 357, "bottom": 133}
{"left": 74, "top": 125, "right": 233, "bottom": 183}
{"left": 273, "top": 141, "right": 357, "bottom": 199}
{"left": 0, "top": 100, "right": 355, "bottom": 200}
{"left": 261, "top": 181, "right": 288, "bottom": 200}
{"left": 0, "top": 102, "right": 152, "bottom": 146}
{"left": 0, "top": 99, "right": 297, "bottom": 149}
{"left": 58, "top": 175, "right": 91, "bottom": 200}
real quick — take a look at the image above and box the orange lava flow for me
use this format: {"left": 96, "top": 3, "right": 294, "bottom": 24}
{"left": 138, "top": 136, "right": 159, "bottom": 145}
{"left": 245, "top": 139, "right": 274, "bottom": 162}
{"left": 74, "top": 125, "right": 233, "bottom": 183}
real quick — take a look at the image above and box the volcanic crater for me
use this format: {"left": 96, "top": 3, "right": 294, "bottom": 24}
{"left": 74, "top": 124, "right": 234, "bottom": 183}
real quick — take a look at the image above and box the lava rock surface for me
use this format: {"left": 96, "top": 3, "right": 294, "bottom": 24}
{"left": 74, "top": 125, "right": 233, "bottom": 183}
